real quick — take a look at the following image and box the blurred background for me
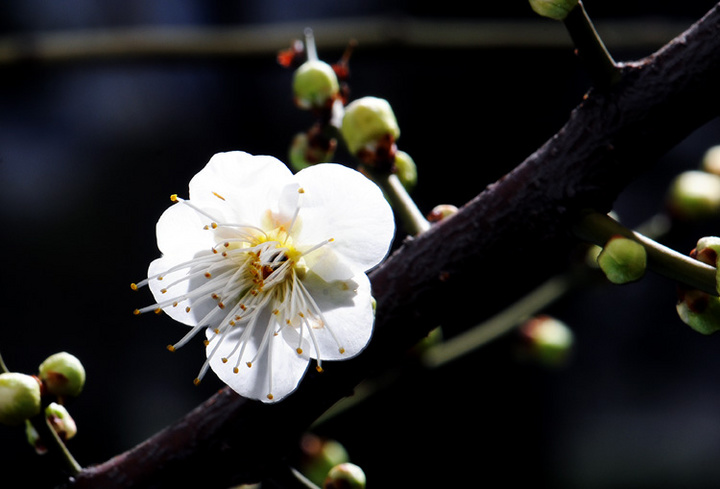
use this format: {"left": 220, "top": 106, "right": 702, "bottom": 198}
{"left": 1, "top": 1, "right": 719, "bottom": 487}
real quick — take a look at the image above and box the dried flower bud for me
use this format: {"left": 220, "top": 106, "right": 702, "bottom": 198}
{"left": 597, "top": 236, "right": 647, "bottom": 284}
{"left": 393, "top": 150, "right": 417, "bottom": 191}
{"left": 46, "top": 402, "right": 77, "bottom": 441}
{"left": 324, "top": 463, "right": 366, "bottom": 489}
{"left": 427, "top": 204, "right": 459, "bottom": 223}
{"left": 518, "top": 315, "right": 574, "bottom": 367}
{"left": 38, "top": 352, "right": 86, "bottom": 399}
{"left": 341, "top": 96, "right": 400, "bottom": 156}
{"left": 701, "top": 145, "right": 720, "bottom": 176}
{"left": 293, "top": 60, "right": 340, "bottom": 110}
{"left": 667, "top": 170, "right": 720, "bottom": 220}
{"left": 0, "top": 373, "right": 41, "bottom": 426}
{"left": 528, "top": 0, "right": 579, "bottom": 20}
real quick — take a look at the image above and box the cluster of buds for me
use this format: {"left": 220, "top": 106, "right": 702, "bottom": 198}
{"left": 0, "top": 352, "right": 85, "bottom": 453}
{"left": 296, "top": 433, "right": 367, "bottom": 488}
{"left": 677, "top": 237, "right": 720, "bottom": 334}
{"left": 280, "top": 30, "right": 417, "bottom": 192}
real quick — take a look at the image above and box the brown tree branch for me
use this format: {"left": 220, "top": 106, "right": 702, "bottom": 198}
{"left": 63, "top": 3, "right": 720, "bottom": 488}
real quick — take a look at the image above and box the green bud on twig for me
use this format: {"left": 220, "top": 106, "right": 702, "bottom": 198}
{"left": 0, "top": 372, "right": 41, "bottom": 426}
{"left": 341, "top": 96, "right": 400, "bottom": 156}
{"left": 691, "top": 236, "right": 720, "bottom": 295}
{"left": 39, "top": 352, "right": 86, "bottom": 399}
{"left": 46, "top": 402, "right": 77, "bottom": 441}
{"left": 518, "top": 315, "right": 574, "bottom": 367}
{"left": 701, "top": 145, "right": 720, "bottom": 176}
{"left": 597, "top": 235, "right": 647, "bottom": 284}
{"left": 667, "top": 170, "right": 720, "bottom": 220}
{"left": 299, "top": 433, "right": 350, "bottom": 487}
{"left": 529, "top": 0, "right": 579, "bottom": 20}
{"left": 324, "top": 463, "right": 366, "bottom": 489}
{"left": 677, "top": 289, "right": 720, "bottom": 335}
{"left": 293, "top": 59, "right": 340, "bottom": 110}
{"left": 393, "top": 150, "right": 417, "bottom": 191}
{"left": 427, "top": 204, "right": 459, "bottom": 223}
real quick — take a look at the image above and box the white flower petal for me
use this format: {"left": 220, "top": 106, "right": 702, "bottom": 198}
{"left": 206, "top": 312, "right": 310, "bottom": 402}
{"left": 188, "top": 151, "right": 294, "bottom": 224}
{"left": 292, "top": 163, "right": 395, "bottom": 275}
{"left": 282, "top": 271, "right": 374, "bottom": 361}
{"left": 155, "top": 200, "right": 214, "bottom": 258}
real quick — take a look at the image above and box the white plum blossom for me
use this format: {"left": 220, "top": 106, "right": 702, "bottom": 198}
{"left": 133, "top": 151, "right": 395, "bottom": 402}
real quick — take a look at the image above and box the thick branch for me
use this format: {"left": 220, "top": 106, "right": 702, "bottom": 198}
{"left": 65, "top": 4, "right": 720, "bottom": 488}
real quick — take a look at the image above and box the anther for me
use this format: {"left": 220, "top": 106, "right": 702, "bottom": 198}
{"left": 154, "top": 308, "right": 163, "bottom": 315}
{"left": 316, "top": 366, "right": 324, "bottom": 373}
{"left": 133, "top": 309, "right": 141, "bottom": 315}
{"left": 339, "top": 347, "right": 345, "bottom": 354}
{"left": 222, "top": 357, "right": 228, "bottom": 363}
{"left": 193, "top": 378, "right": 201, "bottom": 386}
{"left": 167, "top": 345, "right": 176, "bottom": 352}
{"left": 205, "top": 272, "right": 212, "bottom": 278}
{"left": 267, "top": 393, "right": 274, "bottom": 400}
{"left": 297, "top": 348, "right": 303, "bottom": 354}
{"left": 212, "top": 191, "right": 226, "bottom": 201}
{"left": 170, "top": 194, "right": 178, "bottom": 202}
{"left": 130, "top": 283, "right": 138, "bottom": 291}
{"left": 233, "top": 367, "right": 239, "bottom": 374}
{"left": 246, "top": 362, "right": 253, "bottom": 368}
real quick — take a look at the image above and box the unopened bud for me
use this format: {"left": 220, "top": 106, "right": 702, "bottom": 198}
{"left": 528, "top": 0, "right": 579, "bottom": 20}
{"left": 0, "top": 373, "right": 41, "bottom": 426}
{"left": 300, "top": 434, "right": 349, "bottom": 487}
{"left": 393, "top": 150, "right": 417, "bottom": 191}
{"left": 293, "top": 60, "right": 340, "bottom": 110}
{"left": 39, "top": 352, "right": 86, "bottom": 399}
{"left": 677, "top": 289, "right": 720, "bottom": 335}
{"left": 518, "top": 315, "right": 574, "bottom": 367}
{"left": 427, "top": 204, "right": 459, "bottom": 223}
{"left": 324, "top": 463, "right": 366, "bottom": 489}
{"left": 692, "top": 236, "right": 720, "bottom": 294}
{"left": 46, "top": 402, "right": 77, "bottom": 441}
{"left": 341, "top": 97, "right": 400, "bottom": 156}
{"left": 667, "top": 170, "right": 720, "bottom": 220}
{"left": 597, "top": 236, "right": 647, "bottom": 284}
{"left": 701, "top": 145, "right": 720, "bottom": 176}
{"left": 289, "top": 130, "right": 337, "bottom": 172}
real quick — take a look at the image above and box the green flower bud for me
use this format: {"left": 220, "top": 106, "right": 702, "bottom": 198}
{"left": 293, "top": 60, "right": 340, "bottom": 110}
{"left": 701, "top": 145, "right": 720, "bottom": 176}
{"left": 393, "top": 150, "right": 417, "bottom": 192}
{"left": 690, "top": 235, "right": 720, "bottom": 298}
{"left": 518, "top": 315, "right": 574, "bottom": 367}
{"left": 46, "top": 402, "right": 77, "bottom": 441}
{"left": 289, "top": 130, "right": 337, "bottom": 172}
{"left": 667, "top": 170, "right": 720, "bottom": 220}
{"left": 341, "top": 97, "right": 400, "bottom": 155}
{"left": 300, "top": 434, "right": 349, "bottom": 487}
{"left": 0, "top": 373, "right": 41, "bottom": 426}
{"left": 324, "top": 463, "right": 366, "bottom": 489}
{"left": 39, "top": 352, "right": 86, "bottom": 398}
{"left": 427, "top": 204, "right": 459, "bottom": 223}
{"left": 528, "top": 0, "right": 579, "bottom": 20}
{"left": 677, "top": 289, "right": 720, "bottom": 335}
{"left": 597, "top": 235, "right": 647, "bottom": 284}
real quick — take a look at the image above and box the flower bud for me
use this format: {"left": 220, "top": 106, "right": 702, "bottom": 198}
{"left": 701, "top": 145, "right": 720, "bottom": 176}
{"left": 300, "top": 433, "right": 349, "bottom": 486}
{"left": 38, "top": 352, "right": 86, "bottom": 399}
{"left": 289, "top": 130, "right": 337, "bottom": 172}
{"left": 393, "top": 150, "right": 417, "bottom": 192}
{"left": 0, "top": 372, "right": 41, "bottom": 426}
{"left": 46, "top": 402, "right": 77, "bottom": 441}
{"left": 518, "top": 315, "right": 574, "bottom": 367}
{"left": 528, "top": 0, "right": 579, "bottom": 20}
{"left": 341, "top": 97, "right": 400, "bottom": 156}
{"left": 597, "top": 236, "right": 647, "bottom": 284}
{"left": 324, "top": 463, "right": 366, "bottom": 489}
{"left": 667, "top": 170, "right": 720, "bottom": 220}
{"left": 427, "top": 204, "right": 459, "bottom": 223}
{"left": 293, "top": 60, "right": 340, "bottom": 110}
{"left": 676, "top": 289, "right": 720, "bottom": 335}
{"left": 690, "top": 235, "right": 720, "bottom": 299}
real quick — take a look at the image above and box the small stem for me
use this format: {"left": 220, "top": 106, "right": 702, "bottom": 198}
{"left": 42, "top": 416, "right": 83, "bottom": 476}
{"left": 372, "top": 172, "right": 431, "bottom": 235}
{"left": 563, "top": 1, "right": 622, "bottom": 89}
{"left": 573, "top": 211, "right": 717, "bottom": 295}
{"left": 304, "top": 27, "right": 318, "bottom": 62}
{"left": 422, "top": 272, "right": 576, "bottom": 368}
{"left": 0, "top": 351, "right": 9, "bottom": 373}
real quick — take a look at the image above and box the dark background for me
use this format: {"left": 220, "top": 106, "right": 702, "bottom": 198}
{"left": 1, "top": 1, "right": 719, "bottom": 487}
